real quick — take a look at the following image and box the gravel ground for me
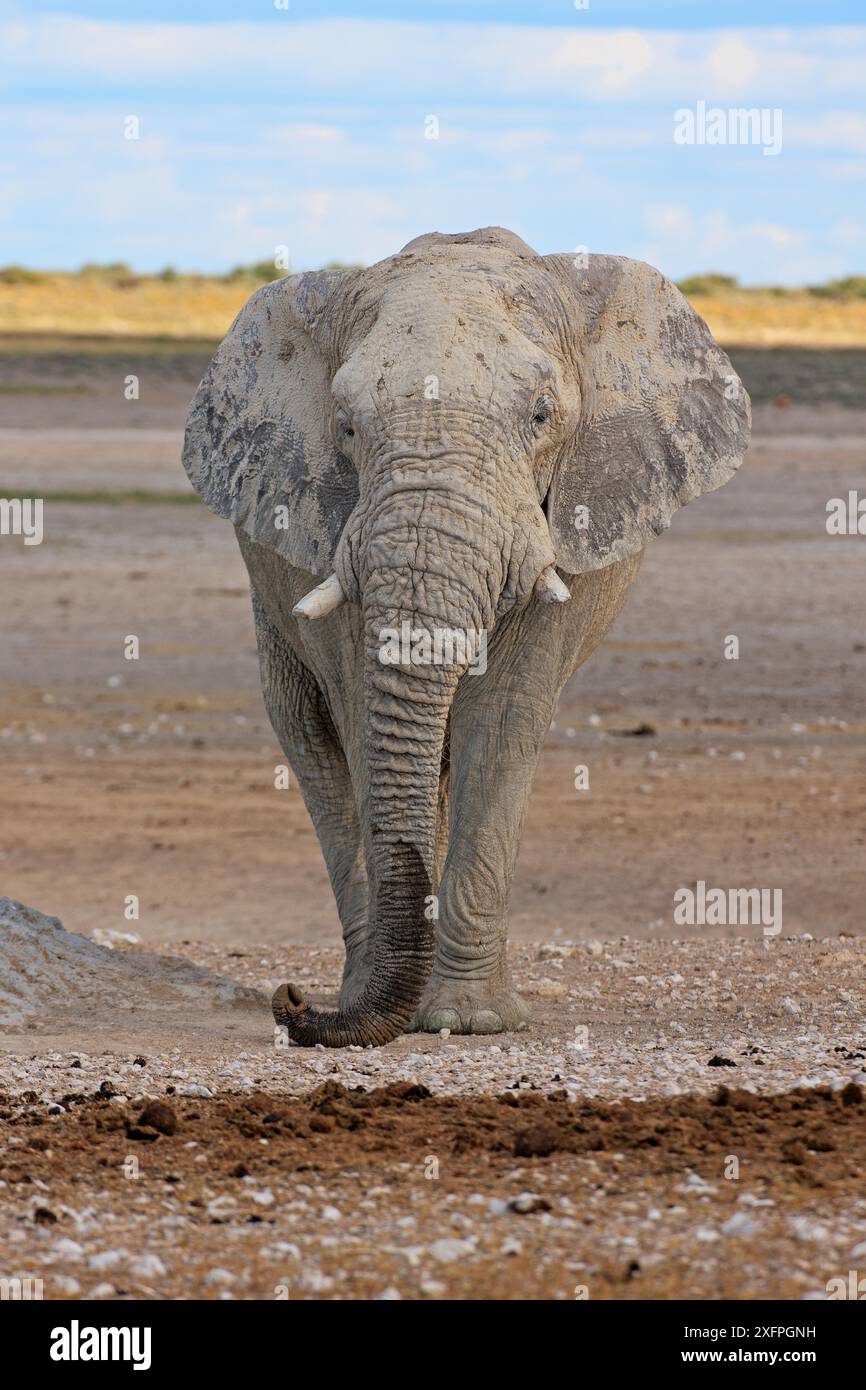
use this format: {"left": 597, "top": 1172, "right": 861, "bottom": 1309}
{"left": 2, "top": 936, "right": 864, "bottom": 1102}
{"left": 2, "top": 936, "right": 864, "bottom": 1302}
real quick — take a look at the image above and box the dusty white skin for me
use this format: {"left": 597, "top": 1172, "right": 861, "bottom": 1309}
{"left": 183, "top": 227, "right": 751, "bottom": 1047}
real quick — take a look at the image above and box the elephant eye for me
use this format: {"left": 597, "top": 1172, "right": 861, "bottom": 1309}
{"left": 531, "top": 397, "right": 552, "bottom": 426}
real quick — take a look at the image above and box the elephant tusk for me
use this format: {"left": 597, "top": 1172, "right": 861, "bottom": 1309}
{"left": 535, "top": 566, "right": 571, "bottom": 604}
{"left": 292, "top": 573, "right": 346, "bottom": 620}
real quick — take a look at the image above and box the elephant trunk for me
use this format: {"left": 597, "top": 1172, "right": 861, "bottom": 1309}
{"left": 275, "top": 477, "right": 499, "bottom": 1047}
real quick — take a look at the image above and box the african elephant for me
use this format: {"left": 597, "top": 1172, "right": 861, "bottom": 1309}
{"left": 182, "top": 226, "right": 750, "bottom": 1048}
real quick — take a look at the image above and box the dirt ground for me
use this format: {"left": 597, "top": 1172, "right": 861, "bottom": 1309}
{"left": 2, "top": 1079, "right": 866, "bottom": 1301}
{"left": 1, "top": 340, "right": 864, "bottom": 1300}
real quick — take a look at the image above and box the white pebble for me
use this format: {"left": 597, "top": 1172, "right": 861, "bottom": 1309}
{"left": 428, "top": 1238, "right": 474, "bottom": 1263}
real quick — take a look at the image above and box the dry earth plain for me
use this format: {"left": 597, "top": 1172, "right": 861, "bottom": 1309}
{"left": 0, "top": 339, "right": 864, "bottom": 1300}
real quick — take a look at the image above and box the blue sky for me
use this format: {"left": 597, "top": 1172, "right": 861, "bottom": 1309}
{"left": 2, "top": 1, "right": 864, "bottom": 283}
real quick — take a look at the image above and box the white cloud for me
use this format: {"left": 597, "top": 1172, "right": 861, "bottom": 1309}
{"left": 786, "top": 112, "right": 866, "bottom": 153}
{"left": 640, "top": 204, "right": 847, "bottom": 284}
{"left": 644, "top": 206, "right": 808, "bottom": 254}
{"left": 3, "top": 18, "right": 866, "bottom": 104}
{"left": 707, "top": 36, "right": 760, "bottom": 90}
{"left": 644, "top": 203, "right": 695, "bottom": 238}
{"left": 540, "top": 30, "right": 655, "bottom": 91}
{"left": 747, "top": 222, "right": 805, "bottom": 248}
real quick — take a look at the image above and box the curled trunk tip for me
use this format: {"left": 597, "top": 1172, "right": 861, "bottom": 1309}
{"left": 272, "top": 982, "right": 307, "bottom": 1019}
{"left": 272, "top": 841, "right": 435, "bottom": 1048}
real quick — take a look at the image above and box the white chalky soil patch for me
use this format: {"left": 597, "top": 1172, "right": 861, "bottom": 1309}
{"left": 0, "top": 898, "right": 267, "bottom": 1036}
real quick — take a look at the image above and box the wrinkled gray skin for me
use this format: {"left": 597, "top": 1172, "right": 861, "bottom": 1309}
{"left": 183, "top": 227, "right": 750, "bottom": 1048}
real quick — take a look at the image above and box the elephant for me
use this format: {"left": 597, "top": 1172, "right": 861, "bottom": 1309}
{"left": 182, "top": 226, "right": 750, "bottom": 1048}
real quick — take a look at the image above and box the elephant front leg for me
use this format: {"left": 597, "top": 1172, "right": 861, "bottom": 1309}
{"left": 252, "top": 593, "right": 369, "bottom": 1005}
{"left": 412, "top": 856, "right": 532, "bottom": 1034}
{"left": 412, "top": 684, "right": 552, "bottom": 1034}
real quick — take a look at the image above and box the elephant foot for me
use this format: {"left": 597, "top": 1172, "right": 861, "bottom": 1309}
{"left": 410, "top": 975, "right": 531, "bottom": 1035}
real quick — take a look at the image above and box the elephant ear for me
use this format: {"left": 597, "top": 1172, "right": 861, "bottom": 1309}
{"left": 182, "top": 270, "right": 358, "bottom": 577}
{"left": 542, "top": 254, "right": 750, "bottom": 574}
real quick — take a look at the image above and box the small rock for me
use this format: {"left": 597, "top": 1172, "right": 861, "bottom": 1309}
{"left": 532, "top": 979, "right": 567, "bottom": 998}
{"left": 684, "top": 1173, "right": 713, "bottom": 1191}
{"left": 789, "top": 1216, "right": 830, "bottom": 1243}
{"left": 129, "top": 1254, "right": 166, "bottom": 1279}
{"left": 419, "top": 1279, "right": 446, "bottom": 1297}
{"left": 536, "top": 943, "right": 576, "bottom": 961}
{"left": 52, "top": 1276, "right": 81, "bottom": 1296}
{"left": 508, "top": 1193, "right": 551, "bottom": 1215}
{"left": 428, "top": 1238, "right": 474, "bottom": 1263}
{"left": 90, "top": 929, "right": 141, "bottom": 948}
{"left": 88, "top": 1248, "right": 129, "bottom": 1271}
{"left": 51, "top": 1238, "right": 84, "bottom": 1262}
{"left": 721, "top": 1212, "right": 758, "bottom": 1237}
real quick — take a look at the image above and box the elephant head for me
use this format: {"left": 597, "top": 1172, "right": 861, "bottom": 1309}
{"left": 183, "top": 226, "right": 750, "bottom": 1047}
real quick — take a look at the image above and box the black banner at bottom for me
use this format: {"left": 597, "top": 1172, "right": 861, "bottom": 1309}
{"left": 5, "top": 1296, "right": 858, "bottom": 1375}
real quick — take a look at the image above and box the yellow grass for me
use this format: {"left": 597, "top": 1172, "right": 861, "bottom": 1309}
{"left": 688, "top": 293, "right": 866, "bottom": 348}
{"left": 0, "top": 275, "right": 257, "bottom": 341}
{"left": 2, "top": 275, "right": 866, "bottom": 347}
